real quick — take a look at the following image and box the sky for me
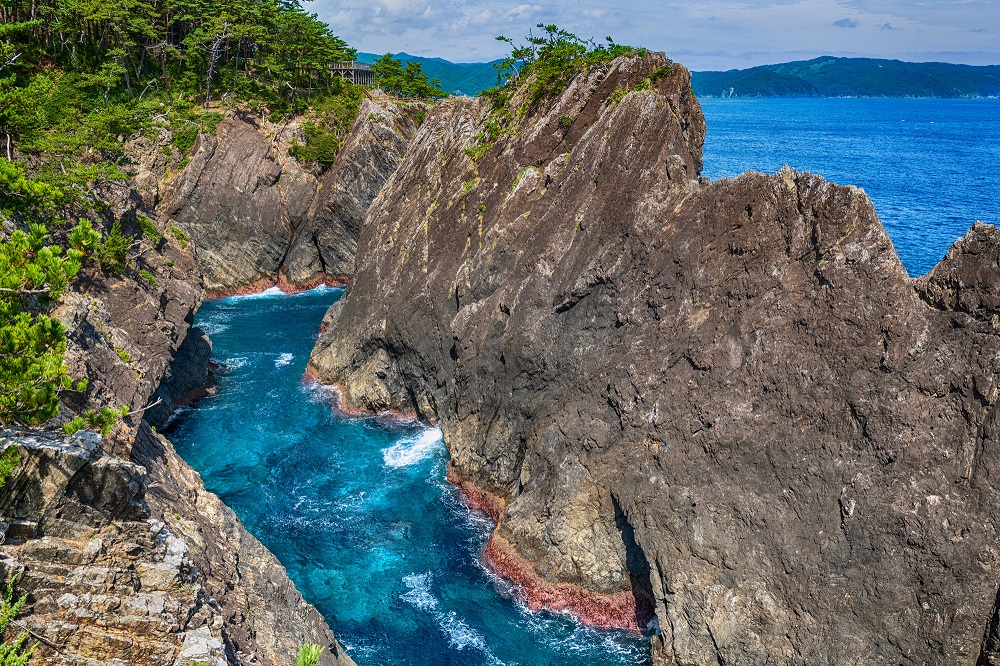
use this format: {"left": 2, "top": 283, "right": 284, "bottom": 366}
{"left": 311, "top": 0, "right": 1000, "bottom": 70}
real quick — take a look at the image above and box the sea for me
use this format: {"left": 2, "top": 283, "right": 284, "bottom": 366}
{"left": 169, "top": 98, "right": 1000, "bottom": 666}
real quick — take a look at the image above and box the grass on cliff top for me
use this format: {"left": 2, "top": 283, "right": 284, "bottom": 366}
{"left": 466, "top": 24, "right": 647, "bottom": 161}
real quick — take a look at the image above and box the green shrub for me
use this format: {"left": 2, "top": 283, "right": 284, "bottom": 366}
{"left": 137, "top": 215, "right": 160, "bottom": 244}
{"left": 0, "top": 446, "right": 21, "bottom": 490}
{"left": 168, "top": 225, "right": 189, "bottom": 249}
{"left": 466, "top": 25, "right": 644, "bottom": 161}
{"left": 62, "top": 405, "right": 129, "bottom": 436}
{"left": 0, "top": 222, "right": 90, "bottom": 427}
{"left": 557, "top": 113, "right": 574, "bottom": 127}
{"left": 97, "top": 221, "right": 130, "bottom": 273}
{"left": 170, "top": 111, "right": 224, "bottom": 154}
{"left": 139, "top": 269, "right": 156, "bottom": 287}
{"left": 291, "top": 88, "right": 365, "bottom": 168}
{"left": 296, "top": 644, "right": 324, "bottom": 666}
{"left": 68, "top": 219, "right": 101, "bottom": 254}
{"left": 0, "top": 575, "right": 36, "bottom": 664}
{"left": 115, "top": 347, "right": 131, "bottom": 363}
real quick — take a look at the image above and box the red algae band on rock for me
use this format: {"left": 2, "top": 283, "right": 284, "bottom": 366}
{"left": 446, "top": 465, "right": 642, "bottom": 633}
{"left": 484, "top": 534, "right": 642, "bottom": 633}
{"left": 205, "top": 274, "right": 349, "bottom": 299}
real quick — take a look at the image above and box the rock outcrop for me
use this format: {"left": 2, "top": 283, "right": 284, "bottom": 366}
{"left": 1, "top": 145, "right": 354, "bottom": 663}
{"left": 159, "top": 99, "right": 424, "bottom": 296}
{"left": 309, "top": 52, "right": 1000, "bottom": 664}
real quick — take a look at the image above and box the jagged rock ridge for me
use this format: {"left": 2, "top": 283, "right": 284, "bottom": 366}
{"left": 159, "top": 99, "right": 424, "bottom": 296}
{"left": 309, "top": 52, "right": 1000, "bottom": 664}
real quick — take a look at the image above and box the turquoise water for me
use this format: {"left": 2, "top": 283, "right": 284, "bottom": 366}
{"left": 700, "top": 98, "right": 1000, "bottom": 277}
{"left": 171, "top": 99, "right": 999, "bottom": 665}
{"left": 169, "top": 287, "right": 649, "bottom": 666}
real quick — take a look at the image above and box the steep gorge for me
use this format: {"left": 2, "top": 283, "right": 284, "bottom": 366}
{"left": 308, "top": 53, "right": 1000, "bottom": 665}
{"left": 0, "top": 98, "right": 407, "bottom": 664}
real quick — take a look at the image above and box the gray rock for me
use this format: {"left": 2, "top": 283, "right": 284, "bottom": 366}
{"left": 309, "top": 52, "right": 1000, "bottom": 664}
{"left": 159, "top": 102, "right": 424, "bottom": 295}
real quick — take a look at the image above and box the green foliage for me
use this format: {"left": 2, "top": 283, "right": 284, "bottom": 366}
{"left": 296, "top": 644, "right": 324, "bottom": 666}
{"left": 493, "top": 26, "right": 644, "bottom": 107}
{"left": 557, "top": 113, "right": 574, "bottom": 127}
{"left": 68, "top": 220, "right": 102, "bottom": 254}
{"left": 0, "top": 446, "right": 21, "bottom": 490}
{"left": 139, "top": 269, "right": 156, "bottom": 287}
{"left": 0, "top": 221, "right": 91, "bottom": 427}
{"left": 137, "top": 215, "right": 160, "bottom": 244}
{"left": 61, "top": 405, "right": 129, "bottom": 436}
{"left": 373, "top": 54, "right": 446, "bottom": 98}
{"left": 97, "top": 222, "right": 131, "bottom": 274}
{"left": 170, "top": 109, "right": 224, "bottom": 153}
{"left": 466, "top": 25, "right": 643, "bottom": 161}
{"left": 168, "top": 225, "right": 189, "bottom": 248}
{"left": 291, "top": 87, "right": 364, "bottom": 167}
{"left": 0, "top": 575, "right": 36, "bottom": 665}
{"left": 115, "top": 347, "right": 131, "bottom": 363}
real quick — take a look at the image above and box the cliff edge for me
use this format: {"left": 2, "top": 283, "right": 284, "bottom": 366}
{"left": 308, "top": 52, "right": 1000, "bottom": 664}
{"left": 159, "top": 99, "right": 424, "bottom": 296}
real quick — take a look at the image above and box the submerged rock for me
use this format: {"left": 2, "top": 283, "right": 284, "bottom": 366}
{"left": 309, "top": 52, "right": 1000, "bottom": 664}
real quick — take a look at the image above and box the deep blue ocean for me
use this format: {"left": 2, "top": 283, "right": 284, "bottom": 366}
{"left": 700, "top": 98, "right": 1000, "bottom": 277}
{"left": 170, "top": 99, "right": 999, "bottom": 666}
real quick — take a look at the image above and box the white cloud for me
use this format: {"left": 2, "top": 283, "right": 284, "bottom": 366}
{"left": 310, "top": 0, "right": 1000, "bottom": 69}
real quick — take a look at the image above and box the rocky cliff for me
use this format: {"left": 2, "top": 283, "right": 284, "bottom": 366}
{"left": 1, "top": 134, "right": 355, "bottom": 664}
{"left": 308, "top": 52, "right": 1000, "bottom": 664}
{"left": 159, "top": 99, "right": 423, "bottom": 296}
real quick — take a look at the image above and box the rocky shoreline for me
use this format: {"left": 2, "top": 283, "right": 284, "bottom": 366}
{"left": 306, "top": 50, "right": 1000, "bottom": 665}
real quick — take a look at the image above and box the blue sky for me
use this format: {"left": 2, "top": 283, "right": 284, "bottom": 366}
{"left": 312, "top": 0, "right": 1000, "bottom": 70}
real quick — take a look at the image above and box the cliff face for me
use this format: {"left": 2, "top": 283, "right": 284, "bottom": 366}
{"left": 159, "top": 99, "right": 423, "bottom": 296}
{"left": 1, "top": 141, "right": 354, "bottom": 664}
{"left": 309, "top": 53, "right": 1000, "bottom": 664}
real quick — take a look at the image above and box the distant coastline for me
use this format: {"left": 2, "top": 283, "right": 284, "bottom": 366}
{"left": 360, "top": 52, "right": 1000, "bottom": 99}
{"left": 692, "top": 56, "right": 1000, "bottom": 98}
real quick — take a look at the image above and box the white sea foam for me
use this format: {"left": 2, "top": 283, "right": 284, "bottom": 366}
{"left": 224, "top": 357, "right": 248, "bottom": 369}
{"left": 381, "top": 428, "right": 444, "bottom": 469}
{"left": 275, "top": 353, "right": 293, "bottom": 368}
{"left": 440, "top": 611, "right": 490, "bottom": 652}
{"left": 400, "top": 573, "right": 438, "bottom": 611}
{"left": 222, "top": 286, "right": 285, "bottom": 302}
{"left": 198, "top": 320, "right": 229, "bottom": 335}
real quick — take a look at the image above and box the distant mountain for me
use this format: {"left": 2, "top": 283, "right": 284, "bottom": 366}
{"left": 355, "top": 53, "right": 1000, "bottom": 99}
{"left": 358, "top": 52, "right": 502, "bottom": 96}
{"left": 692, "top": 56, "right": 1000, "bottom": 98}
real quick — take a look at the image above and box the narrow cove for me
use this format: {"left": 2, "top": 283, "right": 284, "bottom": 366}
{"left": 168, "top": 287, "right": 649, "bottom": 666}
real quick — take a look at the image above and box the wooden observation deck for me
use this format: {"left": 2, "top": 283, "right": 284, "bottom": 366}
{"left": 331, "top": 62, "right": 374, "bottom": 87}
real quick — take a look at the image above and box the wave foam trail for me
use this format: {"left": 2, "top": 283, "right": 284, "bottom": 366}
{"left": 275, "top": 353, "right": 293, "bottom": 368}
{"left": 382, "top": 428, "right": 444, "bottom": 469}
{"left": 222, "top": 286, "right": 285, "bottom": 302}
{"left": 400, "top": 573, "right": 438, "bottom": 611}
{"left": 440, "top": 611, "right": 490, "bottom": 653}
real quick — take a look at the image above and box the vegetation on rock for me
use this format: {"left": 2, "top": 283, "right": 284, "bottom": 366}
{"left": 0, "top": 576, "right": 35, "bottom": 665}
{"left": 295, "top": 644, "right": 323, "bottom": 666}
{"left": 0, "top": 446, "right": 20, "bottom": 490}
{"left": 466, "top": 25, "right": 645, "bottom": 161}
{"left": 372, "top": 54, "right": 446, "bottom": 98}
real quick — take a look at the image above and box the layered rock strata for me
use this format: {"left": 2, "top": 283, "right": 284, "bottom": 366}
{"left": 309, "top": 53, "right": 1000, "bottom": 664}
{"left": 159, "top": 100, "right": 424, "bottom": 296}
{"left": 1, "top": 185, "right": 353, "bottom": 663}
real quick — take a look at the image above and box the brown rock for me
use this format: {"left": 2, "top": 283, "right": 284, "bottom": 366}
{"left": 309, "top": 52, "right": 1000, "bottom": 665}
{"left": 159, "top": 101, "right": 424, "bottom": 295}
